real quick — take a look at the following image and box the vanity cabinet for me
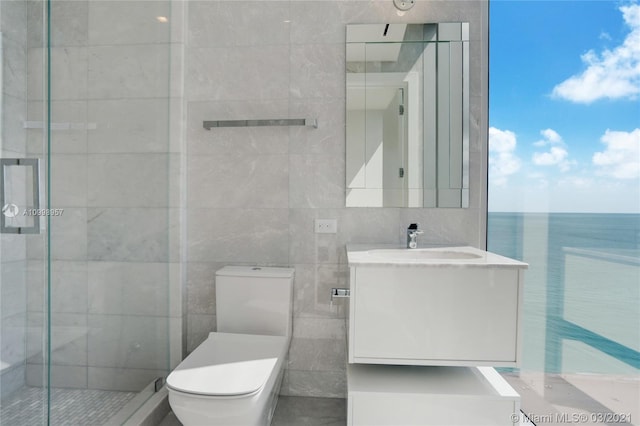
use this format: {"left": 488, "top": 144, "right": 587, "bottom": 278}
{"left": 347, "top": 247, "right": 526, "bottom": 367}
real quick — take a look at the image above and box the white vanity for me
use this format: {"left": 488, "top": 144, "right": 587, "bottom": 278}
{"left": 347, "top": 245, "right": 526, "bottom": 366}
{"left": 345, "top": 245, "right": 528, "bottom": 426}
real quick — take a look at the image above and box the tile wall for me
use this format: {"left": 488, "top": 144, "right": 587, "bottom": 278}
{"left": 182, "top": 0, "right": 489, "bottom": 398}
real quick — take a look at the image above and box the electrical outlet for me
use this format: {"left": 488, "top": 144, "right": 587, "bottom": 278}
{"left": 315, "top": 219, "right": 337, "bottom": 234}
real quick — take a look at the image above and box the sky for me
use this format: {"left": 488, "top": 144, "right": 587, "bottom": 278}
{"left": 488, "top": 0, "right": 640, "bottom": 213}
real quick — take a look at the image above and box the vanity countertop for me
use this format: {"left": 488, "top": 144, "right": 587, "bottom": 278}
{"left": 346, "top": 244, "right": 528, "bottom": 269}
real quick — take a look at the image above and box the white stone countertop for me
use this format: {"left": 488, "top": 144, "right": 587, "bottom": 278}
{"left": 346, "top": 244, "right": 529, "bottom": 269}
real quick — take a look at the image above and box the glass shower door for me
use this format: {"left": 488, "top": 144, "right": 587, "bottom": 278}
{"left": 2, "top": 0, "right": 176, "bottom": 424}
{"left": 0, "top": 0, "right": 49, "bottom": 424}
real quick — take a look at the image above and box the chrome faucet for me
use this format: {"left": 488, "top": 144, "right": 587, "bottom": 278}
{"left": 407, "top": 223, "right": 424, "bottom": 249}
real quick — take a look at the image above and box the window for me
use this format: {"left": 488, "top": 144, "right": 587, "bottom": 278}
{"left": 489, "top": 1, "right": 639, "bottom": 423}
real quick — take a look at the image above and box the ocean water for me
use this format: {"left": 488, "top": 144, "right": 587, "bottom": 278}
{"left": 487, "top": 213, "right": 640, "bottom": 376}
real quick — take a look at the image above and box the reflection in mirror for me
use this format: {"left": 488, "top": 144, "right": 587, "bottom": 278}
{"left": 346, "top": 23, "right": 469, "bottom": 208}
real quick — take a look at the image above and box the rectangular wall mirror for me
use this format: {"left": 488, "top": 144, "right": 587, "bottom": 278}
{"left": 346, "top": 23, "right": 469, "bottom": 208}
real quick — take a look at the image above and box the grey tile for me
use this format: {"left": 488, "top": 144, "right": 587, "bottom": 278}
{"left": 48, "top": 1, "right": 89, "bottom": 47}
{"left": 87, "top": 99, "right": 171, "bottom": 154}
{"left": 0, "top": 261, "right": 27, "bottom": 319}
{"left": 49, "top": 261, "right": 88, "bottom": 314}
{"left": 1, "top": 0, "right": 28, "bottom": 43}
{"left": 0, "top": 365, "right": 25, "bottom": 399}
{"left": 186, "top": 262, "right": 219, "bottom": 315}
{"left": 87, "top": 314, "right": 170, "bottom": 370}
{"left": 288, "top": 337, "right": 347, "bottom": 373}
{"left": 290, "top": 44, "right": 344, "bottom": 99}
{"left": 2, "top": 95, "right": 27, "bottom": 153}
{"left": 286, "top": 370, "right": 347, "bottom": 398}
{"left": 87, "top": 154, "right": 171, "bottom": 208}
{"left": 1, "top": 313, "right": 26, "bottom": 369}
{"left": 186, "top": 46, "right": 289, "bottom": 101}
{"left": 2, "top": 37, "right": 27, "bottom": 99}
{"left": 293, "top": 317, "right": 346, "bottom": 340}
{"left": 87, "top": 208, "right": 172, "bottom": 262}
{"left": 88, "top": 367, "right": 167, "bottom": 392}
{"left": 186, "top": 314, "right": 215, "bottom": 354}
{"left": 88, "top": 261, "right": 171, "bottom": 316}
{"left": 188, "top": 1, "right": 289, "bottom": 48}
{"left": 159, "top": 412, "right": 182, "bottom": 426}
{"left": 88, "top": 44, "right": 170, "bottom": 99}
{"left": 88, "top": 1, "right": 170, "bottom": 46}
{"left": 188, "top": 153, "right": 288, "bottom": 208}
{"left": 50, "top": 208, "right": 88, "bottom": 261}
{"left": 289, "top": 2, "right": 348, "bottom": 45}
{"left": 28, "top": 47, "right": 88, "bottom": 101}
{"left": 186, "top": 208, "right": 289, "bottom": 264}
{"left": 50, "top": 155, "right": 88, "bottom": 207}
{"left": 289, "top": 154, "right": 344, "bottom": 209}
{"left": 272, "top": 396, "right": 346, "bottom": 426}
{"left": 27, "top": 312, "right": 88, "bottom": 366}
{"left": 26, "top": 364, "right": 88, "bottom": 389}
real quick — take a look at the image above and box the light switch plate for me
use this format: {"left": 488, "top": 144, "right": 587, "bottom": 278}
{"left": 315, "top": 219, "right": 337, "bottom": 234}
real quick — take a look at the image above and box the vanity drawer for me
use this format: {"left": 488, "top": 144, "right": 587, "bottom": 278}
{"left": 347, "top": 364, "right": 520, "bottom": 426}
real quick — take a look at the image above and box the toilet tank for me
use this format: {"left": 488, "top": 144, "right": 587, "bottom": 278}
{"left": 215, "top": 266, "right": 294, "bottom": 337}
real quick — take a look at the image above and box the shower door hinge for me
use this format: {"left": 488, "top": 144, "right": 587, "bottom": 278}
{"left": 399, "top": 105, "right": 405, "bottom": 115}
{"left": 154, "top": 377, "right": 165, "bottom": 392}
{"left": 399, "top": 167, "right": 405, "bottom": 178}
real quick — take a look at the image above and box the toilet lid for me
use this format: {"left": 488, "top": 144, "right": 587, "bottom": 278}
{"left": 166, "top": 332, "right": 287, "bottom": 397}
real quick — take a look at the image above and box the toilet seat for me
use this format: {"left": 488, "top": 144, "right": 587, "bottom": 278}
{"left": 166, "top": 332, "right": 288, "bottom": 397}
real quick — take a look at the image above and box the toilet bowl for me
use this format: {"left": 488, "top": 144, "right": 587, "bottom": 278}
{"left": 167, "top": 266, "right": 294, "bottom": 426}
{"left": 167, "top": 332, "right": 288, "bottom": 425}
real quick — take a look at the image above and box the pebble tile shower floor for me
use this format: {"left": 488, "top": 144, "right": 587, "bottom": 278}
{"left": 1, "top": 387, "right": 136, "bottom": 425}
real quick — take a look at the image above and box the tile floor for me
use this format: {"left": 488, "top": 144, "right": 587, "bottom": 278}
{"left": 0, "top": 386, "right": 136, "bottom": 426}
{"left": 159, "top": 396, "right": 347, "bottom": 426}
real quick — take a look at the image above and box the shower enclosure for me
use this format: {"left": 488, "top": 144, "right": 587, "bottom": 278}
{"left": 1, "top": 1, "right": 178, "bottom": 424}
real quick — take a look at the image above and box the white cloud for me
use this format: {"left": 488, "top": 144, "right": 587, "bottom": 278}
{"left": 489, "top": 127, "right": 521, "bottom": 186}
{"left": 533, "top": 146, "right": 569, "bottom": 166}
{"left": 552, "top": 4, "right": 640, "bottom": 103}
{"left": 531, "top": 129, "right": 574, "bottom": 172}
{"left": 533, "top": 128, "right": 563, "bottom": 146}
{"left": 592, "top": 128, "right": 640, "bottom": 179}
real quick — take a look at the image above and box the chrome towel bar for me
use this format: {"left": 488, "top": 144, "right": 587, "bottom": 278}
{"left": 203, "top": 118, "right": 318, "bottom": 130}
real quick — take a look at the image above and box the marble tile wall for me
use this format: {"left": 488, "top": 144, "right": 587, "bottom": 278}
{"left": 183, "top": 0, "right": 489, "bottom": 398}
{"left": 22, "top": 0, "right": 181, "bottom": 393}
{"left": 0, "top": 0, "right": 30, "bottom": 398}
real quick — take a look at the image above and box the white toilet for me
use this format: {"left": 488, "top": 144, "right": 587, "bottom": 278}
{"left": 166, "top": 266, "right": 294, "bottom": 426}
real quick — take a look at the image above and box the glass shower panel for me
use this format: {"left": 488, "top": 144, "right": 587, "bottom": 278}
{"left": 0, "top": 0, "right": 48, "bottom": 425}
{"left": 44, "top": 1, "right": 174, "bottom": 424}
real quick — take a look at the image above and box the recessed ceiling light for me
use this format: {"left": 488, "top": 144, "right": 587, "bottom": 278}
{"left": 156, "top": 16, "right": 169, "bottom": 23}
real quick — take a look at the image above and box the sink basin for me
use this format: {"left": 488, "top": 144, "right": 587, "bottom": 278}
{"left": 367, "top": 248, "right": 482, "bottom": 261}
